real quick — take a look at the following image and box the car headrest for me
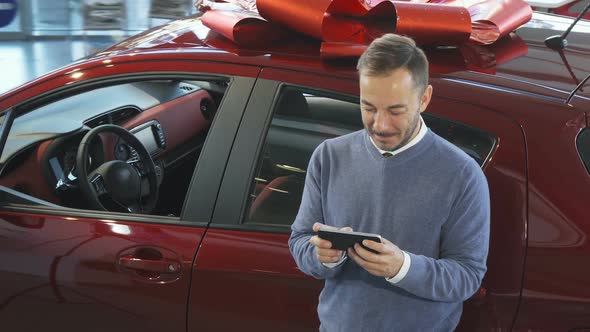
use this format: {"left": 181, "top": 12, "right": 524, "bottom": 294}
{"left": 248, "top": 175, "right": 304, "bottom": 225}
{"left": 275, "top": 89, "right": 311, "bottom": 118}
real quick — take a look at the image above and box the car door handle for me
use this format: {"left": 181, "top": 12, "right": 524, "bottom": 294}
{"left": 118, "top": 255, "right": 181, "bottom": 273}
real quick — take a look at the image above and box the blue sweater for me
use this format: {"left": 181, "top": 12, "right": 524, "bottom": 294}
{"left": 289, "top": 129, "right": 490, "bottom": 331}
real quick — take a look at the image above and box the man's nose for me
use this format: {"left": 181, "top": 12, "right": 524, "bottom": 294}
{"left": 373, "top": 111, "right": 392, "bottom": 133}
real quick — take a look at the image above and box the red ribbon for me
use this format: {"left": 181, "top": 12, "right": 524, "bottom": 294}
{"left": 202, "top": 0, "right": 532, "bottom": 52}
{"left": 203, "top": 24, "right": 528, "bottom": 75}
{"left": 200, "top": 10, "right": 290, "bottom": 47}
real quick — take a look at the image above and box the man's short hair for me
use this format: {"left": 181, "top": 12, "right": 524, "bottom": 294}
{"left": 357, "top": 34, "right": 429, "bottom": 94}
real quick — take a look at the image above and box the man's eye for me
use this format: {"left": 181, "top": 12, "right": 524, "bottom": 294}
{"left": 362, "top": 107, "right": 376, "bottom": 113}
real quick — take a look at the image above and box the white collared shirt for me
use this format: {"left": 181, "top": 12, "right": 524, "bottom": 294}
{"left": 323, "top": 116, "right": 428, "bottom": 284}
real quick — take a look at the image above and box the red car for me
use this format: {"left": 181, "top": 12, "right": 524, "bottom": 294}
{"left": 0, "top": 11, "right": 589, "bottom": 332}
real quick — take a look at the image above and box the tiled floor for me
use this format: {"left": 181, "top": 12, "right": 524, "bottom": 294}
{"left": 0, "top": 0, "right": 196, "bottom": 94}
{"left": 0, "top": 37, "right": 125, "bottom": 94}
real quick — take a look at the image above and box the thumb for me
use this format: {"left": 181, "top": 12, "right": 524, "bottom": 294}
{"left": 312, "top": 222, "right": 324, "bottom": 232}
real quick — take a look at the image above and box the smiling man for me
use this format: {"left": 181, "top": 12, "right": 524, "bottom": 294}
{"left": 289, "top": 34, "right": 491, "bottom": 331}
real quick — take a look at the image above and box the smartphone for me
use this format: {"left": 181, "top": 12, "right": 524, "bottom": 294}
{"left": 317, "top": 228, "right": 382, "bottom": 251}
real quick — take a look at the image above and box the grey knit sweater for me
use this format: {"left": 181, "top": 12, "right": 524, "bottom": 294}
{"left": 289, "top": 129, "right": 490, "bottom": 331}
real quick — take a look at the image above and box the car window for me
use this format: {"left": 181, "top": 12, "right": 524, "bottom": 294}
{"left": 0, "top": 78, "right": 227, "bottom": 218}
{"left": 577, "top": 128, "right": 590, "bottom": 174}
{"left": 570, "top": 0, "right": 589, "bottom": 13}
{"left": 422, "top": 113, "right": 497, "bottom": 166}
{"left": 243, "top": 86, "right": 497, "bottom": 227}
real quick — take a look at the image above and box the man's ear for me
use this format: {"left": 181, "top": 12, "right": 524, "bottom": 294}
{"left": 419, "top": 85, "right": 433, "bottom": 113}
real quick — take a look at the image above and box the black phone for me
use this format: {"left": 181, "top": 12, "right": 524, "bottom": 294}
{"left": 317, "top": 228, "right": 382, "bottom": 251}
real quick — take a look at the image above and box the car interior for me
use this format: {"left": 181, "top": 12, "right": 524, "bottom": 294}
{"left": 246, "top": 87, "right": 498, "bottom": 226}
{"left": 0, "top": 81, "right": 497, "bottom": 221}
{"left": 0, "top": 78, "right": 226, "bottom": 217}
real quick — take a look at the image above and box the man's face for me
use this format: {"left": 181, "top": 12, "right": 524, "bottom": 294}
{"left": 359, "top": 68, "right": 432, "bottom": 151}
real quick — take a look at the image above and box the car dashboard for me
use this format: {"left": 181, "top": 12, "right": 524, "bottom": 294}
{"left": 0, "top": 79, "right": 221, "bottom": 212}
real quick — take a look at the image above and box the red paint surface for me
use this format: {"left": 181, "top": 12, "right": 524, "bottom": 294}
{"left": 0, "top": 212, "right": 205, "bottom": 331}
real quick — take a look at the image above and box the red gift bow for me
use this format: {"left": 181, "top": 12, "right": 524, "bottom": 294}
{"left": 201, "top": 0, "right": 532, "bottom": 52}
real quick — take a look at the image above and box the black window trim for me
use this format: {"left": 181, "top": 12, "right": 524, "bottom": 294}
{"left": 211, "top": 80, "right": 361, "bottom": 234}
{"left": 577, "top": 128, "right": 590, "bottom": 175}
{"left": 207, "top": 221, "right": 292, "bottom": 234}
{"left": 421, "top": 112, "right": 499, "bottom": 169}
{"left": 0, "top": 108, "right": 15, "bottom": 160}
{"left": 0, "top": 202, "right": 188, "bottom": 226}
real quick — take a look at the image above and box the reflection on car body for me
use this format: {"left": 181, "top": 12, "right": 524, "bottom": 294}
{"left": 0, "top": 9, "right": 589, "bottom": 332}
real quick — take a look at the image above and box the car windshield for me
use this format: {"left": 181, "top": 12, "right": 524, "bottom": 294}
{"left": 0, "top": 84, "right": 160, "bottom": 166}
{"left": 0, "top": 79, "right": 216, "bottom": 167}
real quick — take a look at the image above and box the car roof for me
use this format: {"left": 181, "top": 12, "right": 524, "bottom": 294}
{"left": 93, "top": 12, "right": 590, "bottom": 102}
{"left": 4, "top": 12, "right": 590, "bottom": 105}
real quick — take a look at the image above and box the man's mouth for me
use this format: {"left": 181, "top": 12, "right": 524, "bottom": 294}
{"left": 373, "top": 132, "right": 398, "bottom": 139}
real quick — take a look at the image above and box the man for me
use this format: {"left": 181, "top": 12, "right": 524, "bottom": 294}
{"left": 289, "top": 34, "right": 490, "bottom": 331}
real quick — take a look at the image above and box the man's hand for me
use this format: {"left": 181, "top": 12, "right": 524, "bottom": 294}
{"left": 347, "top": 237, "right": 405, "bottom": 278}
{"left": 194, "top": 0, "right": 208, "bottom": 11}
{"left": 310, "top": 223, "right": 352, "bottom": 264}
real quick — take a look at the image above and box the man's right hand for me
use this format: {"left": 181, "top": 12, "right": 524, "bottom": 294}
{"left": 310, "top": 223, "right": 353, "bottom": 264}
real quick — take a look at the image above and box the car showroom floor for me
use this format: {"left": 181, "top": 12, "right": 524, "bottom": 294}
{"left": 0, "top": 37, "right": 125, "bottom": 94}
{"left": 0, "top": 0, "right": 196, "bottom": 94}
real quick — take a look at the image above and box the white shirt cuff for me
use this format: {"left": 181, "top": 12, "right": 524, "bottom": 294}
{"left": 322, "top": 252, "right": 348, "bottom": 268}
{"left": 386, "top": 251, "right": 411, "bottom": 284}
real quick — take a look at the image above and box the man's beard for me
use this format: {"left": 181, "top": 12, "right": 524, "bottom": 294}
{"left": 368, "top": 111, "right": 421, "bottom": 152}
{"left": 394, "top": 115, "right": 421, "bottom": 150}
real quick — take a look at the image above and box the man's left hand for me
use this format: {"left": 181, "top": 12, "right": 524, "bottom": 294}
{"left": 347, "top": 237, "right": 405, "bottom": 279}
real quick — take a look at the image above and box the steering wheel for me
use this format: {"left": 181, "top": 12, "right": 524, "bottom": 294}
{"left": 76, "top": 124, "right": 159, "bottom": 214}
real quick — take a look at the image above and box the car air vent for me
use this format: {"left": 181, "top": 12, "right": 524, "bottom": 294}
{"left": 85, "top": 115, "right": 110, "bottom": 128}
{"left": 179, "top": 82, "right": 199, "bottom": 94}
{"left": 129, "top": 146, "right": 139, "bottom": 160}
{"left": 84, "top": 106, "right": 141, "bottom": 128}
{"left": 200, "top": 98, "right": 217, "bottom": 120}
{"left": 110, "top": 106, "right": 141, "bottom": 124}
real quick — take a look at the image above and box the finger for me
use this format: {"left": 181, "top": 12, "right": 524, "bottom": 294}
{"left": 312, "top": 223, "right": 324, "bottom": 232}
{"left": 318, "top": 252, "right": 343, "bottom": 264}
{"left": 348, "top": 248, "right": 387, "bottom": 275}
{"left": 347, "top": 248, "right": 373, "bottom": 268}
{"left": 347, "top": 247, "right": 360, "bottom": 264}
{"left": 379, "top": 237, "right": 393, "bottom": 245}
{"left": 318, "top": 256, "right": 340, "bottom": 264}
{"left": 361, "top": 240, "right": 395, "bottom": 255}
{"left": 354, "top": 243, "right": 381, "bottom": 262}
{"left": 314, "top": 223, "right": 352, "bottom": 232}
{"left": 318, "top": 224, "right": 340, "bottom": 231}
{"left": 310, "top": 236, "right": 334, "bottom": 249}
{"left": 317, "top": 248, "right": 344, "bottom": 258}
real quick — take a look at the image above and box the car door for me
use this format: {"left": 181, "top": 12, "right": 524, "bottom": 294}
{"left": 188, "top": 68, "right": 527, "bottom": 331}
{"left": 512, "top": 98, "right": 590, "bottom": 330}
{"left": 0, "top": 60, "right": 259, "bottom": 332}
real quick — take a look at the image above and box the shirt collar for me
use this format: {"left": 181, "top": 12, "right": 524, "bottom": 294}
{"left": 369, "top": 116, "right": 428, "bottom": 156}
